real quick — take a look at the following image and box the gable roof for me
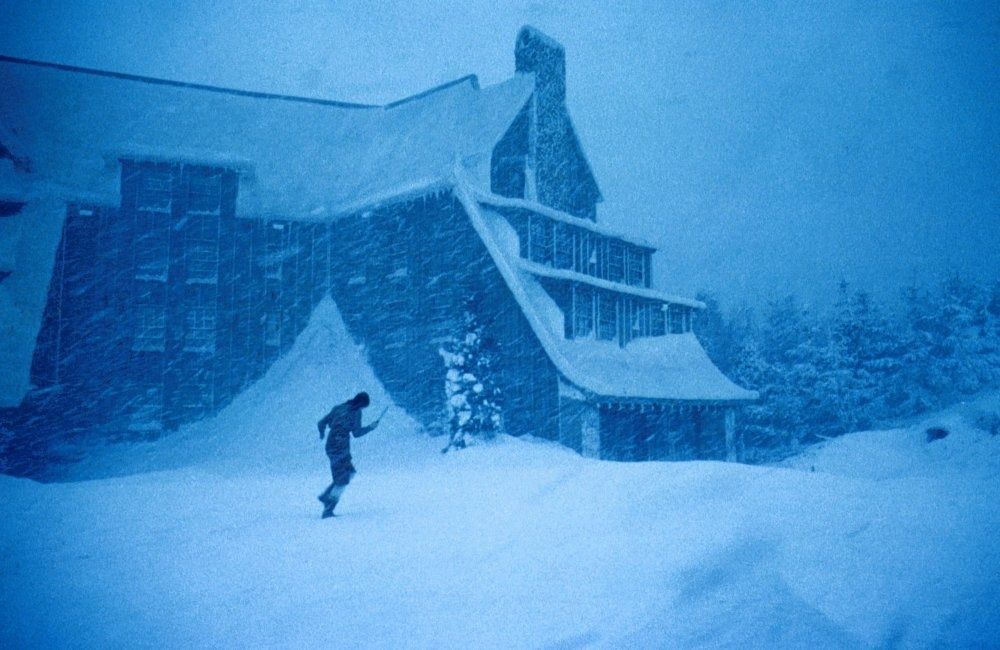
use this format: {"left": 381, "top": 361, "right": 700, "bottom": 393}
{"left": 0, "top": 56, "right": 536, "bottom": 408}
{"left": 457, "top": 182, "right": 755, "bottom": 403}
{"left": 0, "top": 55, "right": 534, "bottom": 217}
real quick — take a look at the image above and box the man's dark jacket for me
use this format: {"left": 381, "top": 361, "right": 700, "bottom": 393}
{"left": 318, "top": 402, "right": 373, "bottom": 485}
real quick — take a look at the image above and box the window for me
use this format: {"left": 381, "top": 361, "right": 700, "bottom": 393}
{"left": 186, "top": 215, "right": 218, "bottom": 242}
{"left": 135, "top": 217, "right": 168, "bottom": 281}
{"left": 133, "top": 305, "right": 165, "bottom": 351}
{"left": 577, "top": 231, "right": 596, "bottom": 275}
{"left": 595, "top": 238, "right": 608, "bottom": 279}
{"left": 668, "top": 305, "right": 688, "bottom": 334}
{"left": 626, "top": 248, "right": 645, "bottom": 286}
{"left": 572, "top": 285, "right": 593, "bottom": 338}
{"left": 597, "top": 291, "right": 617, "bottom": 341}
{"left": 651, "top": 305, "right": 666, "bottom": 336}
{"left": 608, "top": 241, "right": 625, "bottom": 283}
{"left": 631, "top": 300, "right": 648, "bottom": 340}
{"left": 187, "top": 171, "right": 222, "bottom": 213}
{"left": 186, "top": 242, "right": 218, "bottom": 284}
{"left": 264, "top": 222, "right": 286, "bottom": 280}
{"left": 138, "top": 167, "right": 172, "bottom": 212}
{"left": 184, "top": 307, "right": 216, "bottom": 352}
{"left": 385, "top": 243, "right": 407, "bottom": 282}
{"left": 554, "top": 223, "right": 574, "bottom": 270}
{"left": 529, "top": 216, "right": 552, "bottom": 265}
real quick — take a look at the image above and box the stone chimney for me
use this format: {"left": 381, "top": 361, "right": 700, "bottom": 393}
{"left": 515, "top": 26, "right": 566, "bottom": 105}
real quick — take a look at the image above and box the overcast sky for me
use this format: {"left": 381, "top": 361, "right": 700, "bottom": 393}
{"left": 4, "top": 0, "right": 998, "bottom": 310}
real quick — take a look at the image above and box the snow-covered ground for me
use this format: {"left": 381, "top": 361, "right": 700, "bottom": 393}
{"left": 2, "top": 301, "right": 998, "bottom": 648}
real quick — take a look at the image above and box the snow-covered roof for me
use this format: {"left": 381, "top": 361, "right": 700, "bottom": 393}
{"left": 474, "top": 190, "right": 653, "bottom": 249}
{"left": 459, "top": 185, "right": 755, "bottom": 402}
{"left": 0, "top": 56, "right": 536, "bottom": 408}
{"left": 517, "top": 259, "right": 706, "bottom": 309}
{"left": 0, "top": 56, "right": 534, "bottom": 217}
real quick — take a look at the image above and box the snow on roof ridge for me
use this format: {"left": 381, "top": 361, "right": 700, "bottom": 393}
{"left": 0, "top": 54, "right": 379, "bottom": 109}
{"left": 474, "top": 190, "right": 654, "bottom": 249}
{"left": 0, "top": 55, "right": 498, "bottom": 115}
{"left": 384, "top": 75, "right": 480, "bottom": 109}
{"left": 516, "top": 258, "right": 706, "bottom": 309}
{"left": 0, "top": 59, "right": 534, "bottom": 220}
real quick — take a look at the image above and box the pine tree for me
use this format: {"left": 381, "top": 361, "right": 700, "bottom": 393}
{"left": 827, "top": 283, "right": 905, "bottom": 430}
{"left": 440, "top": 293, "right": 503, "bottom": 452}
{"left": 730, "top": 332, "right": 779, "bottom": 457}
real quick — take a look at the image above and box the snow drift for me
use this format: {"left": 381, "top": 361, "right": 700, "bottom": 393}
{"left": 1, "top": 300, "right": 999, "bottom": 648}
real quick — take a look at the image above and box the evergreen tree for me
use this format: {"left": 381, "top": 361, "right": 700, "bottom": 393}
{"left": 984, "top": 280, "right": 1000, "bottom": 385}
{"left": 698, "top": 274, "right": 999, "bottom": 462}
{"left": 899, "top": 282, "right": 943, "bottom": 413}
{"left": 828, "top": 282, "right": 905, "bottom": 430}
{"left": 440, "top": 293, "right": 503, "bottom": 451}
{"left": 729, "top": 332, "right": 779, "bottom": 457}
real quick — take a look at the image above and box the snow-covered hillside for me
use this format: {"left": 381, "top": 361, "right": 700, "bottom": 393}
{"left": 1, "top": 301, "right": 998, "bottom": 648}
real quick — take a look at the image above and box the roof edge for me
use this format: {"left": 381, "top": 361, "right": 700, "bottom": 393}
{"left": 475, "top": 190, "right": 655, "bottom": 249}
{"left": 0, "top": 54, "right": 378, "bottom": 109}
{"left": 455, "top": 179, "right": 756, "bottom": 403}
{"left": 384, "top": 74, "right": 480, "bottom": 109}
{"left": 520, "top": 259, "right": 706, "bottom": 309}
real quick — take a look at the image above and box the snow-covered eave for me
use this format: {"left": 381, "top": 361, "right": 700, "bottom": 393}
{"left": 108, "top": 147, "right": 256, "bottom": 176}
{"left": 519, "top": 259, "right": 706, "bottom": 309}
{"left": 455, "top": 177, "right": 754, "bottom": 403}
{"left": 564, "top": 378, "right": 758, "bottom": 405}
{"left": 244, "top": 176, "right": 454, "bottom": 223}
{"left": 473, "top": 190, "right": 654, "bottom": 249}
{"left": 456, "top": 180, "right": 597, "bottom": 394}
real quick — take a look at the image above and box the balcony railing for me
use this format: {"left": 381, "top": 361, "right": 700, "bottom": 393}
{"left": 477, "top": 194, "right": 653, "bottom": 289}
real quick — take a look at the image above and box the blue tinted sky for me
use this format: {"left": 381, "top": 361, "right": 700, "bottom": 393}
{"left": 3, "top": 0, "right": 997, "bottom": 308}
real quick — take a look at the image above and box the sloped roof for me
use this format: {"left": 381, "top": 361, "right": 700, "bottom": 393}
{"left": 0, "top": 57, "right": 535, "bottom": 407}
{"left": 458, "top": 185, "right": 755, "bottom": 402}
{"left": 0, "top": 56, "right": 534, "bottom": 216}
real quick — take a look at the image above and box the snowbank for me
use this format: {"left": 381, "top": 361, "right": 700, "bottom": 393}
{"left": 1, "top": 304, "right": 998, "bottom": 648}
{"left": 782, "top": 391, "right": 1000, "bottom": 481}
{"left": 58, "top": 296, "right": 430, "bottom": 482}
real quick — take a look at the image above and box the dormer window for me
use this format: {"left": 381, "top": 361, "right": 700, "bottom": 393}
{"left": 187, "top": 169, "right": 222, "bottom": 214}
{"left": 138, "top": 165, "right": 172, "bottom": 212}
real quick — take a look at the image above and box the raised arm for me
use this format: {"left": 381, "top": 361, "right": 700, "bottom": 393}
{"left": 353, "top": 422, "right": 377, "bottom": 439}
{"left": 352, "top": 407, "right": 387, "bottom": 438}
